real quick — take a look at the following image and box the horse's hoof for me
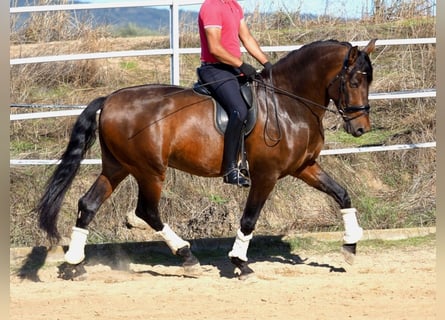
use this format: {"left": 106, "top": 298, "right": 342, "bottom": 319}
{"left": 183, "top": 262, "right": 202, "bottom": 277}
{"left": 238, "top": 268, "right": 255, "bottom": 281}
{"left": 177, "top": 246, "right": 201, "bottom": 277}
{"left": 342, "top": 243, "right": 357, "bottom": 265}
{"left": 230, "top": 257, "right": 255, "bottom": 280}
{"left": 57, "top": 261, "right": 87, "bottom": 280}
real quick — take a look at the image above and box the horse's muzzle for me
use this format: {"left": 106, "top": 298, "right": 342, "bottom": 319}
{"left": 341, "top": 105, "right": 371, "bottom": 137}
{"left": 343, "top": 117, "right": 371, "bottom": 137}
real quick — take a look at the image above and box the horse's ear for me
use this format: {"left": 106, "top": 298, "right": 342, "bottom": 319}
{"left": 363, "top": 39, "right": 377, "bottom": 54}
{"left": 348, "top": 46, "right": 359, "bottom": 65}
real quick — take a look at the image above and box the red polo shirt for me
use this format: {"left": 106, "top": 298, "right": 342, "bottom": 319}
{"left": 198, "top": 0, "right": 244, "bottom": 63}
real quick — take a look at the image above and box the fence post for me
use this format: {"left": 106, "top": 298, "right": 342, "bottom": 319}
{"left": 171, "top": 1, "right": 181, "bottom": 85}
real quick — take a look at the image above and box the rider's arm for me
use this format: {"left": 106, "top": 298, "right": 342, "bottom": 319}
{"left": 204, "top": 27, "right": 244, "bottom": 67}
{"left": 238, "top": 19, "right": 269, "bottom": 66}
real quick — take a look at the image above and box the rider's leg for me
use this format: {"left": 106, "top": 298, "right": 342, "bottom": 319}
{"left": 221, "top": 110, "right": 250, "bottom": 187}
{"left": 197, "top": 64, "right": 250, "bottom": 187}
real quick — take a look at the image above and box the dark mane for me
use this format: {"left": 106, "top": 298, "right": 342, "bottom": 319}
{"left": 272, "top": 39, "right": 372, "bottom": 83}
{"left": 300, "top": 39, "right": 351, "bottom": 50}
{"left": 276, "top": 39, "right": 351, "bottom": 66}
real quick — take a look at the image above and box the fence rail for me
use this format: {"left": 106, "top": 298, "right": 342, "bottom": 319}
{"left": 10, "top": 89, "right": 437, "bottom": 121}
{"left": 10, "top": 38, "right": 437, "bottom": 66}
{"left": 9, "top": 0, "right": 205, "bottom": 13}
{"left": 9, "top": 142, "right": 437, "bottom": 166}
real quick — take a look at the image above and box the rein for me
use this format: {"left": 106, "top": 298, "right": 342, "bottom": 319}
{"left": 251, "top": 72, "right": 337, "bottom": 146}
{"left": 252, "top": 77, "right": 337, "bottom": 114}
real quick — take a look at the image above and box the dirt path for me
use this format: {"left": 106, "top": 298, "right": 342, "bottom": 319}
{"left": 10, "top": 237, "right": 436, "bottom": 320}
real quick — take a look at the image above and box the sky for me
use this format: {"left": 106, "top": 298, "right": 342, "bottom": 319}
{"left": 76, "top": 0, "right": 378, "bottom": 19}
{"left": 76, "top": 0, "right": 437, "bottom": 19}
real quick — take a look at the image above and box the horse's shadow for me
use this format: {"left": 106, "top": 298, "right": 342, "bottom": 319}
{"left": 14, "top": 235, "right": 346, "bottom": 282}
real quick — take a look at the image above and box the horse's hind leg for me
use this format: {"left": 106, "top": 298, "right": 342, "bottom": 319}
{"left": 295, "top": 162, "right": 363, "bottom": 264}
{"left": 135, "top": 176, "right": 200, "bottom": 272}
{"left": 64, "top": 169, "right": 128, "bottom": 265}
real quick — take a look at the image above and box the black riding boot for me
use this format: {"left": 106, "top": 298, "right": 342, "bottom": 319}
{"left": 222, "top": 110, "right": 251, "bottom": 187}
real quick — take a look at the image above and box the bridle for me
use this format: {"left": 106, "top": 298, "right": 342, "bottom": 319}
{"left": 253, "top": 50, "right": 371, "bottom": 122}
{"left": 327, "top": 47, "right": 371, "bottom": 123}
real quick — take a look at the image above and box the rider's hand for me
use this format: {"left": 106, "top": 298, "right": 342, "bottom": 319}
{"left": 239, "top": 62, "right": 257, "bottom": 80}
{"left": 262, "top": 61, "right": 273, "bottom": 74}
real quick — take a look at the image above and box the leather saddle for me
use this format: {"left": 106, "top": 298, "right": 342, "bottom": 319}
{"left": 192, "top": 80, "right": 257, "bottom": 136}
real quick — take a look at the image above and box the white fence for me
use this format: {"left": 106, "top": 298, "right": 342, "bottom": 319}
{"left": 10, "top": 1, "right": 436, "bottom": 166}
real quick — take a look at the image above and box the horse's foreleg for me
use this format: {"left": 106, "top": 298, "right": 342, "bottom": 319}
{"left": 295, "top": 162, "right": 363, "bottom": 264}
{"left": 157, "top": 225, "right": 200, "bottom": 274}
{"left": 135, "top": 178, "right": 200, "bottom": 272}
{"left": 229, "top": 181, "right": 276, "bottom": 279}
{"left": 65, "top": 173, "right": 122, "bottom": 264}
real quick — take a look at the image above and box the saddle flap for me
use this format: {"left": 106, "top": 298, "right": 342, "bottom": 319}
{"left": 193, "top": 66, "right": 257, "bottom": 136}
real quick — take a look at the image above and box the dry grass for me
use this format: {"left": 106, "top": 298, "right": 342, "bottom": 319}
{"left": 9, "top": 3, "right": 436, "bottom": 247}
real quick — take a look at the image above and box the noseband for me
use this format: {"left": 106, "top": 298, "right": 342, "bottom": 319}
{"left": 328, "top": 48, "right": 370, "bottom": 122}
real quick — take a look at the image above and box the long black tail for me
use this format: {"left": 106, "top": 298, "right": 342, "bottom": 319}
{"left": 36, "top": 96, "right": 106, "bottom": 243}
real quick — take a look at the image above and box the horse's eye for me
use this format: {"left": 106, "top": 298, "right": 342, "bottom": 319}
{"left": 349, "top": 79, "right": 359, "bottom": 88}
{"left": 349, "top": 72, "right": 363, "bottom": 88}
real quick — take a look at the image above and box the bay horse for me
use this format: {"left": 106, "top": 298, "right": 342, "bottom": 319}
{"left": 36, "top": 39, "right": 376, "bottom": 278}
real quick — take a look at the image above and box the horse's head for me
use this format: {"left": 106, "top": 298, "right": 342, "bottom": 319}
{"left": 327, "top": 39, "right": 376, "bottom": 137}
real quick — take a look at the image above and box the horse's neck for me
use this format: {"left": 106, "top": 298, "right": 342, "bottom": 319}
{"left": 257, "top": 68, "right": 328, "bottom": 117}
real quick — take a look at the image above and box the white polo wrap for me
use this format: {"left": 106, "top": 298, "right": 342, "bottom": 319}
{"left": 156, "top": 224, "right": 190, "bottom": 254}
{"left": 64, "top": 226, "right": 89, "bottom": 264}
{"left": 228, "top": 229, "right": 253, "bottom": 262}
{"left": 341, "top": 208, "right": 363, "bottom": 244}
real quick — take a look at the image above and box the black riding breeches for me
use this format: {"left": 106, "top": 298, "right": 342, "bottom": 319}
{"left": 197, "top": 63, "right": 249, "bottom": 121}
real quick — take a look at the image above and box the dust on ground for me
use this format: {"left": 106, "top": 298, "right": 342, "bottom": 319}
{"left": 10, "top": 236, "right": 436, "bottom": 320}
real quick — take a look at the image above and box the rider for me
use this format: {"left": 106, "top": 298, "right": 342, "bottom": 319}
{"left": 198, "top": 0, "right": 272, "bottom": 187}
